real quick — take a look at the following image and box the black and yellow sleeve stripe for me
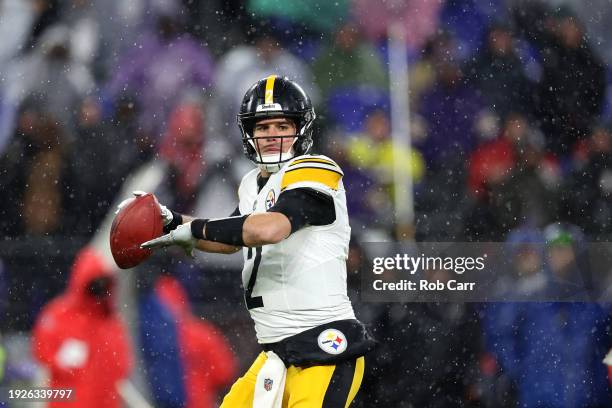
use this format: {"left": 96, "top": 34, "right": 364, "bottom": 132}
{"left": 282, "top": 157, "right": 343, "bottom": 191}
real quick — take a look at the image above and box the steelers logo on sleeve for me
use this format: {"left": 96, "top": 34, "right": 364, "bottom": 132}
{"left": 265, "top": 189, "right": 276, "bottom": 209}
{"left": 317, "top": 329, "right": 348, "bottom": 355}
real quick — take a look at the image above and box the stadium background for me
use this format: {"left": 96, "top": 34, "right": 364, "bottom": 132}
{"left": 1, "top": 0, "right": 611, "bottom": 406}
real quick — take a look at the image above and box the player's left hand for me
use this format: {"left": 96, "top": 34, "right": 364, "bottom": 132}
{"left": 141, "top": 222, "right": 197, "bottom": 257}
{"left": 116, "top": 191, "right": 174, "bottom": 226}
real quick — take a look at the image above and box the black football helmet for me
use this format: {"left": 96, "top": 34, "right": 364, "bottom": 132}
{"left": 237, "top": 75, "right": 315, "bottom": 172}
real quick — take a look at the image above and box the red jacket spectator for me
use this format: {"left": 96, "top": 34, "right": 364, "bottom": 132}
{"left": 155, "top": 275, "right": 237, "bottom": 408}
{"left": 32, "top": 248, "right": 132, "bottom": 408}
{"left": 159, "top": 102, "right": 206, "bottom": 199}
{"left": 468, "top": 136, "right": 515, "bottom": 198}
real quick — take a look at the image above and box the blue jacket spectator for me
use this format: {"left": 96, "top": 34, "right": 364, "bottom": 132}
{"left": 483, "top": 226, "right": 612, "bottom": 407}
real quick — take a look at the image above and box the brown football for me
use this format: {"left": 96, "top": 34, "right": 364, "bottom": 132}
{"left": 110, "top": 193, "right": 163, "bottom": 269}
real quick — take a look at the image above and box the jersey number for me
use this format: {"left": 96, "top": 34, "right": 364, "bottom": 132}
{"left": 245, "top": 247, "right": 264, "bottom": 309}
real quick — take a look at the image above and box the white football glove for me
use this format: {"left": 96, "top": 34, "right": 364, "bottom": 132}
{"left": 141, "top": 222, "right": 197, "bottom": 257}
{"left": 116, "top": 190, "right": 174, "bottom": 226}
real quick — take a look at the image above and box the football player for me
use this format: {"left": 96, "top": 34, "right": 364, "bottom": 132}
{"left": 139, "top": 75, "right": 374, "bottom": 407}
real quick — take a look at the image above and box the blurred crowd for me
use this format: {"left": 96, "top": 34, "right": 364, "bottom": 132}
{"left": 0, "top": 0, "right": 611, "bottom": 406}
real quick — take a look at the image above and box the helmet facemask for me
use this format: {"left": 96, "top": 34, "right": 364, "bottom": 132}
{"left": 238, "top": 111, "right": 315, "bottom": 173}
{"left": 250, "top": 133, "right": 298, "bottom": 173}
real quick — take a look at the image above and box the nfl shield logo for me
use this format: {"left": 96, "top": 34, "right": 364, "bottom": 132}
{"left": 264, "top": 378, "right": 273, "bottom": 391}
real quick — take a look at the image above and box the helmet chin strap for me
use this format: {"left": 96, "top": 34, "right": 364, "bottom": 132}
{"left": 257, "top": 151, "right": 295, "bottom": 173}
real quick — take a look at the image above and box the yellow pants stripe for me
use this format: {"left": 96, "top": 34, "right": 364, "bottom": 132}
{"left": 220, "top": 353, "right": 365, "bottom": 408}
{"left": 344, "top": 357, "right": 365, "bottom": 408}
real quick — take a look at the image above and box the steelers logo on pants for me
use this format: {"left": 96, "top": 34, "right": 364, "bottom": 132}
{"left": 317, "top": 329, "right": 348, "bottom": 355}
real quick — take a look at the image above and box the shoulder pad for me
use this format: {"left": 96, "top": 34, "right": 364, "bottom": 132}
{"left": 282, "top": 155, "right": 343, "bottom": 191}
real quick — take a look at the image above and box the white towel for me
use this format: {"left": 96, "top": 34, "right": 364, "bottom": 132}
{"left": 253, "top": 351, "right": 287, "bottom": 408}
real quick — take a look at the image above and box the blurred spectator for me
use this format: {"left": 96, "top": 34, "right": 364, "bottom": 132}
{"left": 324, "top": 87, "right": 390, "bottom": 134}
{"left": 566, "top": 0, "right": 612, "bottom": 67}
{"left": 20, "top": 114, "right": 65, "bottom": 236}
{"left": 465, "top": 112, "right": 560, "bottom": 240}
{"left": 464, "top": 23, "right": 534, "bottom": 119}
{"left": 438, "top": 0, "right": 494, "bottom": 59}
{"left": 513, "top": 2, "right": 606, "bottom": 155}
{"left": 105, "top": 11, "right": 215, "bottom": 145}
{"left": 31, "top": 247, "right": 133, "bottom": 408}
{"left": 352, "top": 0, "right": 442, "bottom": 51}
{"left": 368, "top": 299, "right": 481, "bottom": 407}
{"left": 417, "top": 36, "right": 485, "bottom": 171}
{"left": 138, "top": 271, "right": 185, "bottom": 408}
{"left": 213, "top": 21, "right": 318, "bottom": 149}
{"left": 346, "top": 109, "right": 425, "bottom": 181}
{"left": 0, "top": 0, "right": 41, "bottom": 72}
{"left": 468, "top": 113, "right": 522, "bottom": 199}
{"left": 109, "top": 92, "right": 154, "bottom": 171}
{"left": 543, "top": 222, "right": 592, "bottom": 300}
{"left": 247, "top": 0, "right": 349, "bottom": 34}
{"left": 3, "top": 24, "right": 93, "bottom": 140}
{"left": 344, "top": 109, "right": 425, "bottom": 231}
{"left": 0, "top": 103, "right": 72, "bottom": 237}
{"left": 563, "top": 122, "right": 612, "bottom": 240}
{"left": 61, "top": 96, "right": 129, "bottom": 237}
{"left": 408, "top": 32, "right": 452, "bottom": 110}
{"left": 413, "top": 102, "right": 471, "bottom": 240}
{"left": 312, "top": 22, "right": 387, "bottom": 100}
{"left": 154, "top": 275, "right": 237, "bottom": 408}
{"left": 483, "top": 225, "right": 612, "bottom": 408}
{"left": 496, "top": 227, "right": 548, "bottom": 299}
{"left": 54, "top": 0, "right": 106, "bottom": 80}
{"left": 158, "top": 102, "right": 207, "bottom": 209}
{"left": 138, "top": 272, "right": 238, "bottom": 408}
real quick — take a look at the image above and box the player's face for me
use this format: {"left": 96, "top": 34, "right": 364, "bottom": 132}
{"left": 253, "top": 118, "right": 296, "bottom": 155}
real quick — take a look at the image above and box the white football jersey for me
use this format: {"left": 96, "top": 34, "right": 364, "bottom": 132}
{"left": 237, "top": 154, "right": 356, "bottom": 343}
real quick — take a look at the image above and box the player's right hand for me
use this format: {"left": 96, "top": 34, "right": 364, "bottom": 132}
{"left": 141, "top": 222, "right": 197, "bottom": 257}
{"left": 116, "top": 191, "right": 174, "bottom": 226}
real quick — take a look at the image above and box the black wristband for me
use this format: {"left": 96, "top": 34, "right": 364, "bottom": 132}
{"left": 163, "top": 210, "right": 184, "bottom": 233}
{"left": 204, "top": 215, "right": 248, "bottom": 246}
{"left": 191, "top": 218, "right": 208, "bottom": 240}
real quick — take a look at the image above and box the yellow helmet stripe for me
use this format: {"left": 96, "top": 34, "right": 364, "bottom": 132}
{"left": 264, "top": 74, "right": 277, "bottom": 104}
